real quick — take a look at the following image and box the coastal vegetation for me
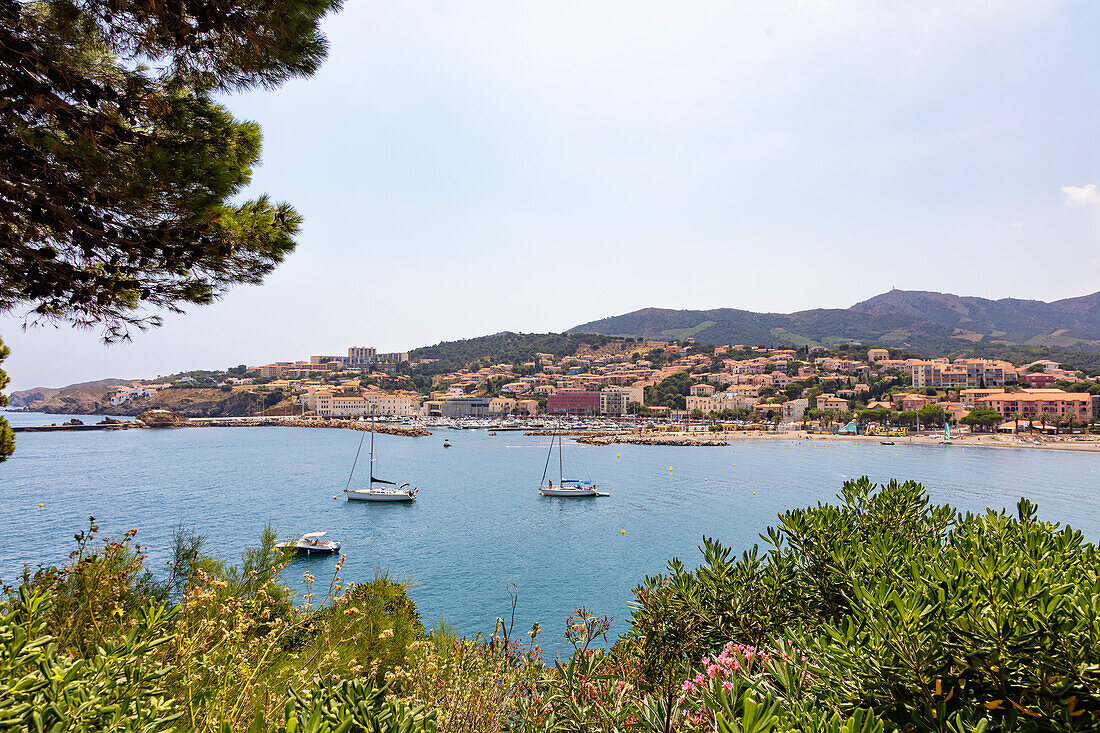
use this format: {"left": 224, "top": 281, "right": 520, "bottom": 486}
{"left": 4, "top": 478, "right": 1097, "bottom": 732}
{"left": 0, "top": 336, "right": 11, "bottom": 461}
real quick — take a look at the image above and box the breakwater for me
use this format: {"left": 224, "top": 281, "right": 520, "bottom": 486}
{"left": 576, "top": 433, "right": 730, "bottom": 446}
{"left": 186, "top": 417, "right": 431, "bottom": 437}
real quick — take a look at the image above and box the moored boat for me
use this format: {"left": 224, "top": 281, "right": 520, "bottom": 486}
{"left": 538, "top": 432, "right": 608, "bottom": 498}
{"left": 276, "top": 532, "right": 341, "bottom": 555}
{"left": 344, "top": 412, "right": 419, "bottom": 503}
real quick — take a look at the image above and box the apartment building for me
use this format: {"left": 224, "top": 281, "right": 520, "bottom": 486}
{"left": 686, "top": 391, "right": 760, "bottom": 414}
{"left": 488, "top": 397, "right": 516, "bottom": 414}
{"left": 304, "top": 389, "right": 416, "bottom": 417}
{"left": 599, "top": 386, "right": 644, "bottom": 415}
{"left": 907, "top": 359, "right": 1016, "bottom": 388}
{"left": 976, "top": 389, "right": 1093, "bottom": 420}
{"left": 816, "top": 394, "right": 850, "bottom": 412}
{"left": 960, "top": 388, "right": 1005, "bottom": 408}
{"left": 547, "top": 389, "right": 601, "bottom": 415}
{"left": 782, "top": 398, "right": 809, "bottom": 422}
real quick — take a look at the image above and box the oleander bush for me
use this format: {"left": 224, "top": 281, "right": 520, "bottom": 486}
{"left": 2, "top": 478, "right": 1099, "bottom": 732}
{"left": 624, "top": 477, "right": 1100, "bottom": 732}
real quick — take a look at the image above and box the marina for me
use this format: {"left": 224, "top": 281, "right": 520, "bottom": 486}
{"left": 3, "top": 412, "right": 1100, "bottom": 639}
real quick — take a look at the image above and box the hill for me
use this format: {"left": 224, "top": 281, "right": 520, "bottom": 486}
{"left": 407, "top": 332, "right": 638, "bottom": 375}
{"left": 8, "top": 378, "right": 132, "bottom": 409}
{"left": 568, "top": 289, "right": 1100, "bottom": 372}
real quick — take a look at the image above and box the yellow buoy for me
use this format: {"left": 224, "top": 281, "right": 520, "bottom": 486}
{"left": 617, "top": 453, "right": 620, "bottom": 458}
{"left": 621, "top": 528, "right": 626, "bottom": 535}
{"left": 333, "top": 495, "right": 338, "bottom": 500}
{"left": 38, "top": 502, "right": 44, "bottom": 507}
{"left": 753, "top": 491, "right": 756, "bottom": 495}
{"left": 669, "top": 466, "right": 673, "bottom": 471}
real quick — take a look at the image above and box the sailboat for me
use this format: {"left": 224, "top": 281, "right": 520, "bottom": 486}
{"left": 345, "top": 412, "right": 418, "bottom": 502}
{"left": 941, "top": 421, "right": 952, "bottom": 445}
{"left": 538, "top": 432, "right": 608, "bottom": 498}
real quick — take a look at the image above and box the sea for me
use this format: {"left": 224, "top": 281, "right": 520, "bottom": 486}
{"left": 3, "top": 411, "right": 1099, "bottom": 643}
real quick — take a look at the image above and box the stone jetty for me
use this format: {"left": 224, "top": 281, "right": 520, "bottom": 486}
{"left": 575, "top": 432, "right": 730, "bottom": 446}
{"left": 185, "top": 417, "right": 431, "bottom": 437}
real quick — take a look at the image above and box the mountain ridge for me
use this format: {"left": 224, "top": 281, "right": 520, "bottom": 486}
{"left": 568, "top": 289, "right": 1100, "bottom": 361}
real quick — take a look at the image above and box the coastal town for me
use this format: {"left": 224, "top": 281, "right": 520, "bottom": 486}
{"left": 83, "top": 338, "right": 1100, "bottom": 437}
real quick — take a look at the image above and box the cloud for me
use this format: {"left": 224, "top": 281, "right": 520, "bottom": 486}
{"left": 1062, "top": 184, "right": 1100, "bottom": 206}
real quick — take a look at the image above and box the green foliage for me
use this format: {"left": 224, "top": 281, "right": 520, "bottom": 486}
{"left": 962, "top": 406, "right": 1003, "bottom": 431}
{"left": 0, "top": 587, "right": 182, "bottom": 731}
{"left": 0, "top": 335, "right": 12, "bottom": 462}
{"left": 644, "top": 373, "right": 695, "bottom": 410}
{"left": 626, "top": 478, "right": 1100, "bottom": 731}
{"left": 1, "top": 0, "right": 341, "bottom": 339}
{"left": 244, "top": 680, "right": 437, "bottom": 733}
{"left": 405, "top": 333, "right": 625, "bottom": 377}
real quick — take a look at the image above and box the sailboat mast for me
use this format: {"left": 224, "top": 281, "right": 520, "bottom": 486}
{"left": 558, "top": 431, "right": 564, "bottom": 483}
{"left": 369, "top": 409, "right": 375, "bottom": 482}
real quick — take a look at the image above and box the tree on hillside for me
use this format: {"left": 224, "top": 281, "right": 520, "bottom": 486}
{"left": 0, "top": 0, "right": 342, "bottom": 462}
{"left": 1, "top": 0, "right": 341, "bottom": 340}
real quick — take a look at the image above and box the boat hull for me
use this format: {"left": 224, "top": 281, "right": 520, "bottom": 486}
{"left": 347, "top": 490, "right": 415, "bottom": 502}
{"left": 539, "top": 488, "right": 600, "bottom": 497}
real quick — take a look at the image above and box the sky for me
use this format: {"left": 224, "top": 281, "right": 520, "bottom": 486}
{"left": 3, "top": 0, "right": 1100, "bottom": 391}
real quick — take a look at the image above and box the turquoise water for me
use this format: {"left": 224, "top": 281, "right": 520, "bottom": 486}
{"left": 3, "top": 412, "right": 1099, "bottom": 641}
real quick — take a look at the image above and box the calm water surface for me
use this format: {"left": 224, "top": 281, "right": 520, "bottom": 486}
{"left": 3, "top": 412, "right": 1099, "bottom": 640}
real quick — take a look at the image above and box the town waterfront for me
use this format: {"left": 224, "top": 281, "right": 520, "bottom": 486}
{"left": 3, "top": 412, "right": 1099, "bottom": 641}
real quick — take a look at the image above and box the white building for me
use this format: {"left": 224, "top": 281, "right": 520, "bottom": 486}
{"left": 600, "top": 386, "right": 644, "bottom": 415}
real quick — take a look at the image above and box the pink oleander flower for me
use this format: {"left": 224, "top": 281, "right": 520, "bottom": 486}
{"left": 722, "top": 680, "right": 734, "bottom": 691}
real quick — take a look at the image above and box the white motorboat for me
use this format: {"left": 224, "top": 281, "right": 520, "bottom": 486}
{"left": 538, "top": 432, "right": 608, "bottom": 498}
{"left": 276, "top": 532, "right": 341, "bottom": 555}
{"left": 344, "top": 412, "right": 418, "bottom": 503}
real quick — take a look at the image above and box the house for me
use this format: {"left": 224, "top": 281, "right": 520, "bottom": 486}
{"left": 816, "top": 395, "right": 850, "bottom": 412}
{"left": 782, "top": 398, "right": 809, "bottom": 422}
{"left": 489, "top": 397, "right": 516, "bottom": 414}
{"left": 892, "top": 393, "right": 932, "bottom": 412}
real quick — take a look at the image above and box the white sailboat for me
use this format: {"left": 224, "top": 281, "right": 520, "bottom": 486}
{"left": 538, "top": 432, "right": 608, "bottom": 498}
{"left": 345, "top": 412, "right": 418, "bottom": 502}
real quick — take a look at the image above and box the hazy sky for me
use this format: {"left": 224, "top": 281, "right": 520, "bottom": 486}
{"left": 4, "top": 0, "right": 1100, "bottom": 391}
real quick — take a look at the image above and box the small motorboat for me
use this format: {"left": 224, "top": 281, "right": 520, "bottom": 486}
{"left": 880, "top": 441, "right": 895, "bottom": 446}
{"left": 276, "top": 532, "right": 341, "bottom": 555}
{"left": 443, "top": 439, "right": 452, "bottom": 448}
{"left": 489, "top": 431, "right": 497, "bottom": 436}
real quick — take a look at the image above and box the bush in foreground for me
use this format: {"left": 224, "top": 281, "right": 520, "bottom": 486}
{"left": 2, "top": 478, "right": 1098, "bottom": 732}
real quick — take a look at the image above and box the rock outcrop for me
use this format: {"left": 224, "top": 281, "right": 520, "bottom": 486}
{"left": 136, "top": 409, "right": 189, "bottom": 428}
